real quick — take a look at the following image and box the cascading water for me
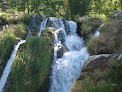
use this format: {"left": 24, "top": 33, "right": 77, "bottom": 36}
{"left": 0, "top": 16, "right": 103, "bottom": 92}
{"left": 38, "top": 18, "right": 48, "bottom": 37}
{"left": 0, "top": 40, "right": 26, "bottom": 92}
{"left": 37, "top": 17, "right": 89, "bottom": 92}
{"left": 49, "top": 20, "right": 89, "bottom": 92}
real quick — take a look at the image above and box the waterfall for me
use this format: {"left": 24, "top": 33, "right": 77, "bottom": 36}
{"left": 38, "top": 18, "right": 48, "bottom": 37}
{"left": 0, "top": 40, "right": 26, "bottom": 92}
{"left": 37, "top": 17, "right": 89, "bottom": 92}
{"left": 0, "top": 17, "right": 103, "bottom": 92}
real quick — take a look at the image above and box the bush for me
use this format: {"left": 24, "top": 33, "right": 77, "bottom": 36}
{"left": 0, "top": 13, "right": 8, "bottom": 25}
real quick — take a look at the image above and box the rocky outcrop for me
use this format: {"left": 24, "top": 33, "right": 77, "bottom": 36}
{"left": 88, "top": 20, "right": 122, "bottom": 55}
{"left": 79, "top": 54, "right": 122, "bottom": 80}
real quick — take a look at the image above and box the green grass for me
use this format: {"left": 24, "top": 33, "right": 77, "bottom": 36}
{"left": 72, "top": 59, "right": 122, "bottom": 92}
{"left": 8, "top": 28, "right": 54, "bottom": 92}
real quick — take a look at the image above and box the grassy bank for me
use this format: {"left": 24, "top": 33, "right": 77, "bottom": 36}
{"left": 7, "top": 28, "right": 54, "bottom": 92}
{"left": 0, "top": 13, "right": 32, "bottom": 77}
{"left": 72, "top": 59, "right": 122, "bottom": 92}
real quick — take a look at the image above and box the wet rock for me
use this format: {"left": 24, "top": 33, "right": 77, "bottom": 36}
{"left": 29, "top": 15, "right": 42, "bottom": 36}
{"left": 57, "top": 44, "right": 68, "bottom": 58}
{"left": 56, "top": 29, "right": 65, "bottom": 45}
{"left": 62, "top": 19, "right": 70, "bottom": 35}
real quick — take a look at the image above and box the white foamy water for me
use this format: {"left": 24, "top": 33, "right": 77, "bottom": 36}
{"left": 48, "top": 19, "right": 89, "bottom": 92}
{"left": 0, "top": 40, "right": 26, "bottom": 92}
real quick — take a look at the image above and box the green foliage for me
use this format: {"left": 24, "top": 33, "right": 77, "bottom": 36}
{"left": 0, "top": 13, "right": 32, "bottom": 25}
{"left": 86, "top": 0, "right": 122, "bottom": 21}
{"left": 8, "top": 28, "right": 54, "bottom": 92}
{"left": 108, "top": 60, "right": 122, "bottom": 84}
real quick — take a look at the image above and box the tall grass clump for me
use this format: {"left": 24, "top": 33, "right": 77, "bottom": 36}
{"left": 8, "top": 28, "right": 54, "bottom": 92}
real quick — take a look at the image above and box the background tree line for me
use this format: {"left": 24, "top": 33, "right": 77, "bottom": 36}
{"left": 0, "top": 0, "right": 122, "bottom": 21}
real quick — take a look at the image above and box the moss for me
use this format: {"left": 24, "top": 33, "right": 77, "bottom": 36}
{"left": 8, "top": 28, "right": 54, "bottom": 92}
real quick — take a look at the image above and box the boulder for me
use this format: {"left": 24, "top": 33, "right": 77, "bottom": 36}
{"left": 57, "top": 44, "right": 68, "bottom": 58}
{"left": 79, "top": 54, "right": 122, "bottom": 79}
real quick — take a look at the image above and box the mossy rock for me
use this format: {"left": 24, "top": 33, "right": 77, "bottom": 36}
{"left": 88, "top": 20, "right": 122, "bottom": 55}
